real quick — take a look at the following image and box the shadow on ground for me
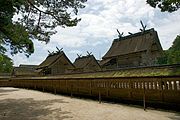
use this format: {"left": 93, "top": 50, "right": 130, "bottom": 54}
{"left": 0, "top": 98, "right": 72, "bottom": 120}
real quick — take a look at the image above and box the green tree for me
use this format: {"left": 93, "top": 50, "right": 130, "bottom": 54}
{"left": 147, "top": 0, "right": 180, "bottom": 12}
{"left": 0, "top": 38, "right": 13, "bottom": 73}
{"left": 169, "top": 35, "right": 180, "bottom": 51}
{"left": 167, "top": 35, "right": 180, "bottom": 64}
{"left": 157, "top": 35, "right": 180, "bottom": 65}
{"left": 0, "top": 0, "right": 87, "bottom": 57}
{"left": 167, "top": 51, "right": 180, "bottom": 64}
{"left": 0, "top": 54, "right": 13, "bottom": 73}
{"left": 156, "top": 50, "right": 168, "bottom": 64}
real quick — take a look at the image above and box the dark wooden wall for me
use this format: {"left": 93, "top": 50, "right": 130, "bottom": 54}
{"left": 5, "top": 76, "right": 180, "bottom": 109}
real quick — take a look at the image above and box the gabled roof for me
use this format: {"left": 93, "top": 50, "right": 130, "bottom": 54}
{"left": 99, "top": 58, "right": 112, "bottom": 66}
{"left": 12, "top": 64, "right": 38, "bottom": 76}
{"left": 19, "top": 64, "right": 37, "bottom": 68}
{"left": 103, "top": 28, "right": 163, "bottom": 59}
{"left": 17, "top": 64, "right": 37, "bottom": 70}
{"left": 74, "top": 55, "right": 100, "bottom": 69}
{"left": 37, "top": 51, "right": 75, "bottom": 69}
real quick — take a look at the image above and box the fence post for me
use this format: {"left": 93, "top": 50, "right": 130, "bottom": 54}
{"left": 160, "top": 78, "right": 164, "bottom": 102}
{"left": 129, "top": 79, "right": 132, "bottom": 100}
{"left": 143, "top": 81, "right": 146, "bottom": 111}
{"left": 90, "top": 80, "right": 92, "bottom": 95}
{"left": 99, "top": 90, "right": 101, "bottom": 103}
{"left": 54, "top": 88, "right": 56, "bottom": 94}
{"left": 106, "top": 80, "right": 109, "bottom": 97}
{"left": 71, "top": 84, "right": 73, "bottom": 98}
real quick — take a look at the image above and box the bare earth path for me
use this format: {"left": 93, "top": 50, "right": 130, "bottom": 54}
{"left": 0, "top": 87, "right": 180, "bottom": 120}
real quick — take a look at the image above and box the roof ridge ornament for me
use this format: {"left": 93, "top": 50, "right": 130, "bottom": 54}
{"left": 77, "top": 54, "right": 82, "bottom": 58}
{"left": 128, "top": 32, "right": 133, "bottom": 35}
{"left": 87, "top": 51, "right": 92, "bottom": 56}
{"left": 56, "top": 47, "right": 63, "bottom": 53}
{"left": 47, "top": 47, "right": 63, "bottom": 56}
{"left": 48, "top": 50, "right": 51, "bottom": 54}
{"left": 116, "top": 29, "right": 124, "bottom": 40}
{"left": 47, "top": 50, "right": 53, "bottom": 56}
{"left": 140, "top": 20, "right": 147, "bottom": 33}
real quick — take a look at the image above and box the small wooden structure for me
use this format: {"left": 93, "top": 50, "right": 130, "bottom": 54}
{"left": 73, "top": 54, "right": 102, "bottom": 73}
{"left": 36, "top": 51, "right": 75, "bottom": 75}
{"left": 12, "top": 64, "right": 38, "bottom": 76}
{"left": 100, "top": 28, "right": 163, "bottom": 70}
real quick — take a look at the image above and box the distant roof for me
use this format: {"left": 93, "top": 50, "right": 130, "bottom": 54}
{"left": 19, "top": 64, "right": 37, "bottom": 68}
{"left": 103, "top": 28, "right": 163, "bottom": 59}
{"left": 74, "top": 55, "right": 99, "bottom": 69}
{"left": 13, "top": 65, "right": 37, "bottom": 76}
{"left": 99, "top": 58, "right": 112, "bottom": 66}
{"left": 37, "top": 52, "right": 63, "bottom": 69}
{"left": 37, "top": 51, "right": 74, "bottom": 69}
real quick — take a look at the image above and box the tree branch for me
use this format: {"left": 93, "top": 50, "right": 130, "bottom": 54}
{"left": 27, "top": 0, "right": 63, "bottom": 22}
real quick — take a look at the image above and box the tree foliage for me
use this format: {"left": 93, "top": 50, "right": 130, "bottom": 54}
{"left": 0, "top": 54, "right": 13, "bottom": 73}
{"left": 157, "top": 35, "right": 180, "bottom": 65}
{"left": 167, "top": 35, "right": 180, "bottom": 64}
{"left": 147, "top": 0, "right": 180, "bottom": 12}
{"left": 0, "top": 0, "right": 87, "bottom": 56}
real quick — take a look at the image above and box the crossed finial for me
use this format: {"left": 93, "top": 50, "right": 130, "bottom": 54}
{"left": 87, "top": 51, "right": 92, "bottom": 56}
{"left": 117, "top": 29, "right": 124, "bottom": 39}
{"left": 140, "top": 20, "right": 147, "bottom": 32}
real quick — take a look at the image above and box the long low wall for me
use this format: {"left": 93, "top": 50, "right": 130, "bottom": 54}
{"left": 0, "top": 75, "right": 180, "bottom": 109}
{"left": 0, "top": 76, "right": 11, "bottom": 87}
{"left": 4, "top": 76, "right": 179, "bottom": 109}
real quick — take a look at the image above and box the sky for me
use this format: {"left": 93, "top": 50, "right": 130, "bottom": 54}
{"left": 10, "top": 0, "right": 180, "bottom": 66}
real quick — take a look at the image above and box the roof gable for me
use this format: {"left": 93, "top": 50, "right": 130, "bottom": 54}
{"left": 19, "top": 64, "right": 37, "bottom": 68}
{"left": 103, "top": 28, "right": 163, "bottom": 59}
{"left": 50, "top": 52, "right": 75, "bottom": 69}
{"left": 37, "top": 51, "right": 75, "bottom": 70}
{"left": 74, "top": 55, "right": 100, "bottom": 69}
{"left": 13, "top": 65, "right": 37, "bottom": 76}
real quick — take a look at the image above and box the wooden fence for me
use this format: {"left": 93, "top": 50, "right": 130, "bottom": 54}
{"left": 0, "top": 75, "right": 180, "bottom": 110}
{"left": 4, "top": 76, "right": 178, "bottom": 108}
{"left": 0, "top": 76, "right": 11, "bottom": 87}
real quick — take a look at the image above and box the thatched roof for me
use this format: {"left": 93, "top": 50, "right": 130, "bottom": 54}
{"left": 37, "top": 51, "right": 74, "bottom": 69}
{"left": 12, "top": 64, "right": 38, "bottom": 76}
{"left": 74, "top": 55, "right": 94, "bottom": 68}
{"left": 103, "top": 28, "right": 163, "bottom": 59}
{"left": 99, "top": 59, "right": 112, "bottom": 66}
{"left": 74, "top": 55, "right": 101, "bottom": 69}
{"left": 19, "top": 64, "right": 37, "bottom": 68}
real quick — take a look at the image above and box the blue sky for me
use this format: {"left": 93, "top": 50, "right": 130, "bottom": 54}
{"left": 10, "top": 0, "right": 180, "bottom": 66}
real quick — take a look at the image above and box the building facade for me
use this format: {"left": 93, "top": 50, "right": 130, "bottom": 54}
{"left": 100, "top": 28, "right": 163, "bottom": 70}
{"left": 36, "top": 51, "right": 75, "bottom": 75}
{"left": 73, "top": 55, "right": 102, "bottom": 73}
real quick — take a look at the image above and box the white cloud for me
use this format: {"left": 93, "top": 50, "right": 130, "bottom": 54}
{"left": 68, "top": 50, "right": 83, "bottom": 54}
{"left": 11, "top": 0, "right": 180, "bottom": 66}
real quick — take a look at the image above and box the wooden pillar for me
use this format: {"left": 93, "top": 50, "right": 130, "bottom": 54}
{"left": 71, "top": 84, "right": 73, "bottom": 98}
{"left": 129, "top": 79, "right": 132, "bottom": 100}
{"left": 54, "top": 88, "right": 56, "bottom": 94}
{"left": 143, "top": 81, "right": 146, "bottom": 111}
{"left": 34, "top": 85, "right": 36, "bottom": 89}
{"left": 174, "top": 80, "right": 177, "bottom": 90}
{"left": 106, "top": 80, "right": 109, "bottom": 97}
{"left": 160, "top": 78, "right": 164, "bottom": 102}
{"left": 90, "top": 80, "right": 92, "bottom": 95}
{"left": 66, "top": 80, "right": 68, "bottom": 92}
{"left": 99, "top": 90, "right": 101, "bottom": 103}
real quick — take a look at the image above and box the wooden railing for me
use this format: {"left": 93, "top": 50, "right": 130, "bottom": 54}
{"left": 7, "top": 76, "right": 180, "bottom": 108}
{"left": 0, "top": 76, "right": 11, "bottom": 87}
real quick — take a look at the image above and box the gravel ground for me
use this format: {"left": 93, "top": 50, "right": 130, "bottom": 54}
{"left": 0, "top": 87, "right": 179, "bottom": 120}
